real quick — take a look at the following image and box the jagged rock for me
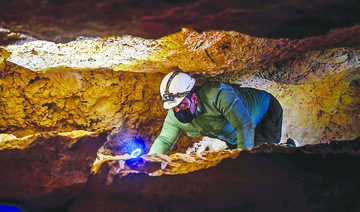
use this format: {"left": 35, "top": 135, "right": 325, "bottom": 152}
{"left": 1, "top": 1, "right": 360, "bottom": 211}
{"left": 3, "top": 26, "right": 360, "bottom": 74}
{"left": 0, "top": 130, "right": 107, "bottom": 211}
{"left": 0, "top": 28, "right": 36, "bottom": 46}
{"left": 234, "top": 47, "right": 360, "bottom": 145}
{"left": 0, "top": 47, "right": 10, "bottom": 71}
{"left": 1, "top": 0, "right": 359, "bottom": 42}
{"left": 100, "top": 125, "right": 146, "bottom": 156}
{"left": 1, "top": 131, "right": 359, "bottom": 211}
{"left": 1, "top": 27, "right": 360, "bottom": 148}
{"left": 69, "top": 137, "right": 360, "bottom": 212}
{"left": 0, "top": 60, "right": 166, "bottom": 140}
{"left": 258, "top": 47, "right": 360, "bottom": 84}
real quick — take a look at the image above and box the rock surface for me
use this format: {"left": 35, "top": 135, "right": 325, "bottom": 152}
{"left": 1, "top": 129, "right": 359, "bottom": 211}
{"left": 1, "top": 26, "right": 360, "bottom": 147}
{"left": 1, "top": 1, "right": 360, "bottom": 210}
{"left": 77, "top": 137, "right": 360, "bottom": 212}
{"left": 3, "top": 26, "right": 360, "bottom": 73}
{"left": 0, "top": 130, "right": 107, "bottom": 211}
{"left": 0, "top": 0, "right": 359, "bottom": 42}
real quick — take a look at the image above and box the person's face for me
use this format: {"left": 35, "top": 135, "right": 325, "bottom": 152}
{"left": 173, "top": 93, "right": 198, "bottom": 114}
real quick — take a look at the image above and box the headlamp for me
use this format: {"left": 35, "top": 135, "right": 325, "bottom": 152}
{"left": 162, "top": 91, "right": 190, "bottom": 102}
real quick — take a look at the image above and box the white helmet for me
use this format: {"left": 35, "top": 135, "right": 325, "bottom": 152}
{"left": 160, "top": 71, "right": 196, "bottom": 109}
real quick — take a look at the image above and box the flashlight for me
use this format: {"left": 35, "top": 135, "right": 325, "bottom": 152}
{"left": 130, "top": 148, "right": 142, "bottom": 157}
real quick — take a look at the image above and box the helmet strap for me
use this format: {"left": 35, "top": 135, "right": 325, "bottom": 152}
{"left": 164, "top": 71, "right": 179, "bottom": 97}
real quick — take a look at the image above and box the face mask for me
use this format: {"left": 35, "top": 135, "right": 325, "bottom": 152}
{"left": 174, "top": 107, "right": 196, "bottom": 123}
{"left": 174, "top": 96, "right": 197, "bottom": 123}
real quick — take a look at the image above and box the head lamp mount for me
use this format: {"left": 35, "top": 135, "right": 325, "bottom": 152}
{"left": 162, "top": 91, "right": 191, "bottom": 102}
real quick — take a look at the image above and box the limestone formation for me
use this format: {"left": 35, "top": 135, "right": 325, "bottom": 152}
{"left": 73, "top": 137, "right": 360, "bottom": 212}
{"left": 0, "top": 130, "right": 107, "bottom": 210}
{"left": 1, "top": 26, "right": 360, "bottom": 147}
{"left": 1, "top": 24, "right": 360, "bottom": 211}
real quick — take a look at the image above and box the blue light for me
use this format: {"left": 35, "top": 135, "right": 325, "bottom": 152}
{"left": 0, "top": 205, "right": 25, "bottom": 212}
{"left": 114, "top": 136, "right": 146, "bottom": 157}
{"left": 126, "top": 157, "right": 144, "bottom": 166}
{"left": 130, "top": 148, "right": 142, "bottom": 157}
{"left": 124, "top": 137, "right": 145, "bottom": 166}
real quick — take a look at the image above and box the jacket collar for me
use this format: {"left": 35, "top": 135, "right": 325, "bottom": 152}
{"left": 195, "top": 91, "right": 204, "bottom": 115}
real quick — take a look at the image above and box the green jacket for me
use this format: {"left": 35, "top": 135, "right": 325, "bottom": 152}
{"left": 148, "top": 82, "right": 270, "bottom": 154}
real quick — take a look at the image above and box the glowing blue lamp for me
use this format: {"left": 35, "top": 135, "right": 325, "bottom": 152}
{"left": 130, "top": 148, "right": 142, "bottom": 157}
{"left": 0, "top": 205, "right": 24, "bottom": 212}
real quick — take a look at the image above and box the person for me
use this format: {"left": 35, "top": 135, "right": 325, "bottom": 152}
{"left": 148, "top": 71, "right": 284, "bottom": 154}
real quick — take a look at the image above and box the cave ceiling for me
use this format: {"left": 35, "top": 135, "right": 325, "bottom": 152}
{"left": 1, "top": 0, "right": 360, "bottom": 43}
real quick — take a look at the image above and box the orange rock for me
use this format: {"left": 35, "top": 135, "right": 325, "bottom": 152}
{"left": 1, "top": 27, "right": 360, "bottom": 149}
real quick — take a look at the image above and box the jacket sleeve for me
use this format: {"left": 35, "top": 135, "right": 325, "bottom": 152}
{"left": 214, "top": 84, "right": 255, "bottom": 149}
{"left": 148, "top": 112, "right": 181, "bottom": 154}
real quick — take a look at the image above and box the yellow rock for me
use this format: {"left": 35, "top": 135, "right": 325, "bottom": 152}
{"left": 0, "top": 133, "right": 17, "bottom": 143}
{"left": 0, "top": 48, "right": 11, "bottom": 71}
{"left": 1, "top": 28, "right": 360, "bottom": 150}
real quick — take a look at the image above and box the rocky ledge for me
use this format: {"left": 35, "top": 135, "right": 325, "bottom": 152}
{"left": 0, "top": 131, "right": 359, "bottom": 211}
{"left": 1, "top": 23, "right": 360, "bottom": 211}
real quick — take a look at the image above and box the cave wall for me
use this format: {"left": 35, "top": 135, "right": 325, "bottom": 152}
{"left": 71, "top": 139, "right": 360, "bottom": 212}
{"left": 1, "top": 1, "right": 360, "bottom": 211}
{"left": 238, "top": 47, "right": 360, "bottom": 145}
{"left": 0, "top": 130, "right": 107, "bottom": 211}
{"left": 1, "top": 26, "right": 360, "bottom": 148}
{"left": 1, "top": 128, "right": 359, "bottom": 211}
{"left": 0, "top": 60, "right": 166, "bottom": 141}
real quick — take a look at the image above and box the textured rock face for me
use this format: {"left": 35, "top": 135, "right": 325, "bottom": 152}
{"left": 1, "top": 130, "right": 359, "bottom": 211}
{"left": 0, "top": 53, "right": 167, "bottom": 140}
{"left": 253, "top": 47, "right": 360, "bottom": 144}
{"left": 0, "top": 130, "right": 107, "bottom": 210}
{"left": 1, "top": 3, "right": 360, "bottom": 210}
{"left": 1, "top": 26, "right": 360, "bottom": 146}
{"left": 4, "top": 26, "right": 360, "bottom": 74}
{"left": 1, "top": 0, "right": 359, "bottom": 42}
{"left": 72, "top": 138, "right": 360, "bottom": 212}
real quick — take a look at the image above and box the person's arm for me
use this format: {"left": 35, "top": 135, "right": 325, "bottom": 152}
{"left": 214, "top": 85, "right": 255, "bottom": 149}
{"left": 148, "top": 113, "right": 181, "bottom": 154}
